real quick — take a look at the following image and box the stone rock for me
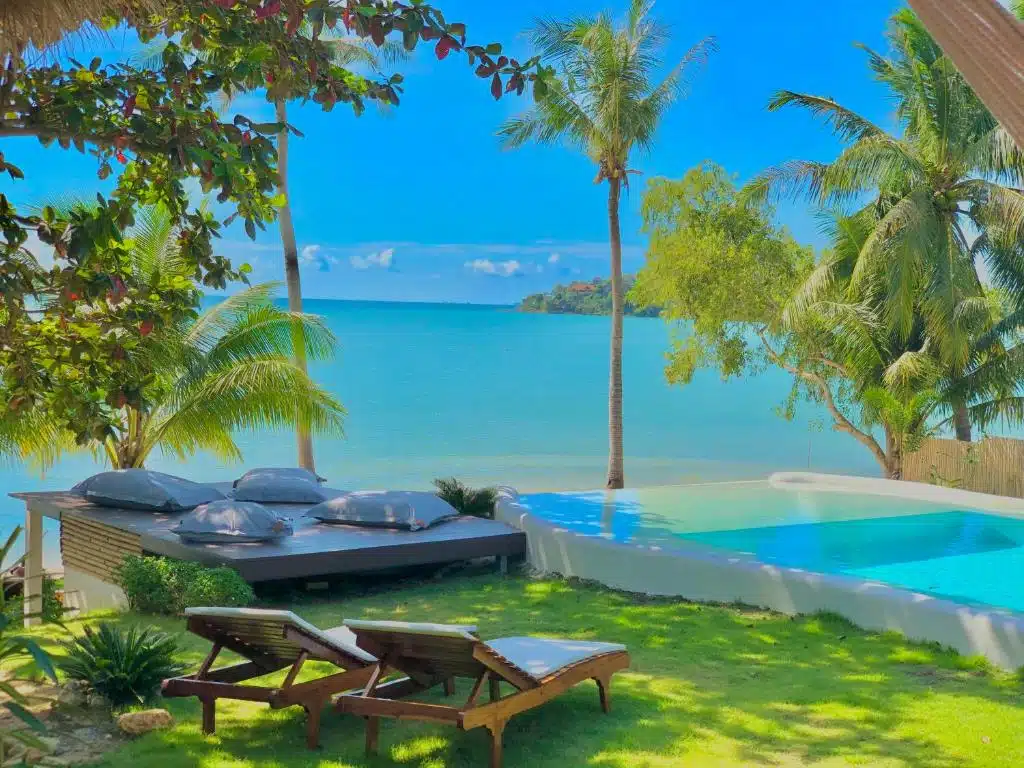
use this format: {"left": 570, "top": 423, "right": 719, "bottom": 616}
{"left": 55, "top": 682, "right": 89, "bottom": 710}
{"left": 116, "top": 709, "right": 173, "bottom": 736}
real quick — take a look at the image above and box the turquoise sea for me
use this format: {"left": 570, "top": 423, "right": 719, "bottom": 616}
{"left": 1, "top": 299, "right": 882, "bottom": 565}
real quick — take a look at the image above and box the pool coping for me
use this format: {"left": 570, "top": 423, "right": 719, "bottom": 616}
{"left": 495, "top": 474, "right": 1024, "bottom": 670}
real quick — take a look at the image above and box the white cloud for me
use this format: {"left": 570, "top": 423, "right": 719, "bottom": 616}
{"left": 350, "top": 248, "right": 395, "bottom": 270}
{"left": 548, "top": 253, "right": 561, "bottom": 264}
{"left": 299, "top": 244, "right": 321, "bottom": 264}
{"left": 464, "top": 258, "right": 524, "bottom": 277}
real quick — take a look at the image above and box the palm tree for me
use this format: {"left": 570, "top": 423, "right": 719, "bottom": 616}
{"left": 498, "top": 0, "right": 715, "bottom": 488}
{"left": 746, "top": 8, "right": 1024, "bottom": 442}
{"left": 0, "top": 207, "right": 344, "bottom": 469}
{"left": 257, "top": 37, "right": 402, "bottom": 472}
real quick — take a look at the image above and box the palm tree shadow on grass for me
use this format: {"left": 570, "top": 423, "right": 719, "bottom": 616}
{"left": 81, "top": 573, "right": 1022, "bottom": 767}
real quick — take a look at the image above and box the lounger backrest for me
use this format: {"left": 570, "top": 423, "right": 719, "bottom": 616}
{"left": 344, "top": 619, "right": 540, "bottom": 689}
{"left": 186, "top": 607, "right": 374, "bottom": 668}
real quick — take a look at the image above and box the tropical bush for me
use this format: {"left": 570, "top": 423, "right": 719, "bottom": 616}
{"left": 0, "top": 527, "right": 58, "bottom": 762}
{"left": 3, "top": 576, "right": 64, "bottom": 625}
{"left": 433, "top": 478, "right": 498, "bottom": 519}
{"left": 116, "top": 555, "right": 254, "bottom": 615}
{"left": 180, "top": 567, "right": 256, "bottom": 610}
{"left": 58, "top": 624, "right": 184, "bottom": 709}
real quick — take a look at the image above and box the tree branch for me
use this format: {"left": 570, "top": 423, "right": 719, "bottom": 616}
{"left": 755, "top": 327, "right": 889, "bottom": 470}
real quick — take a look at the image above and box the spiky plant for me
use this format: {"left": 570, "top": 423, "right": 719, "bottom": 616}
{"left": 433, "top": 478, "right": 498, "bottom": 519}
{"left": 59, "top": 623, "right": 184, "bottom": 709}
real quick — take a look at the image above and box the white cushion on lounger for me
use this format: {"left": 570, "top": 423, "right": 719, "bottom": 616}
{"left": 487, "top": 637, "right": 627, "bottom": 680}
{"left": 185, "top": 607, "right": 376, "bottom": 663}
{"left": 344, "top": 619, "right": 479, "bottom": 640}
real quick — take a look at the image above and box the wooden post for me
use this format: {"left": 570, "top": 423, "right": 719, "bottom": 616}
{"left": 23, "top": 507, "right": 43, "bottom": 628}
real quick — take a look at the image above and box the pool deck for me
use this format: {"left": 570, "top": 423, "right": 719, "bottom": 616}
{"left": 496, "top": 475, "right": 1024, "bottom": 670}
{"left": 13, "top": 485, "right": 526, "bottom": 622}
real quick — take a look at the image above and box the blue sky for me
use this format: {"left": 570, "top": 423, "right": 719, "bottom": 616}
{"left": 9, "top": 0, "right": 906, "bottom": 303}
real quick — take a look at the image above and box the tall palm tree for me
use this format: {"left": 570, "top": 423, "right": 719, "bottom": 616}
{"left": 269, "top": 36, "right": 404, "bottom": 472}
{"left": 0, "top": 207, "right": 344, "bottom": 470}
{"left": 746, "top": 8, "right": 1024, "bottom": 442}
{"left": 498, "top": 0, "right": 715, "bottom": 488}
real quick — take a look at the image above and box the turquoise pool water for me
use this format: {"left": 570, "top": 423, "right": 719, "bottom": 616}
{"left": 518, "top": 484, "right": 1024, "bottom": 613}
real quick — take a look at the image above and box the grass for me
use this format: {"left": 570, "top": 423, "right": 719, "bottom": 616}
{"left": 22, "top": 570, "right": 1024, "bottom": 767}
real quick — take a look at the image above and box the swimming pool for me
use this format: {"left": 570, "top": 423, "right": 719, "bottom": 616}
{"left": 513, "top": 478, "right": 1024, "bottom": 615}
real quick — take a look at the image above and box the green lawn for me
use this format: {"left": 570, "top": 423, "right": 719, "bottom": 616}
{"left": 27, "top": 572, "right": 1024, "bottom": 767}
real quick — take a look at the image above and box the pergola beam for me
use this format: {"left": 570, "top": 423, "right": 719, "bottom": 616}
{"left": 908, "top": 0, "right": 1024, "bottom": 147}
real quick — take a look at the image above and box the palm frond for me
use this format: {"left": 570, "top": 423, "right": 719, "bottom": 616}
{"left": 767, "top": 91, "right": 884, "bottom": 143}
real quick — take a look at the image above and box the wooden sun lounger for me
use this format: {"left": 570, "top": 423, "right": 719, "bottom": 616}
{"left": 335, "top": 620, "right": 630, "bottom": 768}
{"left": 161, "top": 607, "right": 377, "bottom": 748}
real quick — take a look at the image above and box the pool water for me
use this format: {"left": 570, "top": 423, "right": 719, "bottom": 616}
{"left": 518, "top": 483, "right": 1024, "bottom": 613}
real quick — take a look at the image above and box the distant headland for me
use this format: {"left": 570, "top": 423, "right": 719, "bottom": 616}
{"left": 517, "top": 276, "right": 660, "bottom": 317}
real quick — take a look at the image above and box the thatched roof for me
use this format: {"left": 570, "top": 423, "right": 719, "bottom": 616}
{"left": 0, "top": 0, "right": 164, "bottom": 55}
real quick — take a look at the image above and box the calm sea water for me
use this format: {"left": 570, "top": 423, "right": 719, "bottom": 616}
{"left": 2, "top": 299, "right": 882, "bottom": 564}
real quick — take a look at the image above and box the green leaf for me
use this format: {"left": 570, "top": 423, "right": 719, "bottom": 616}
{"left": 4, "top": 701, "right": 46, "bottom": 733}
{"left": 269, "top": 193, "right": 287, "bottom": 208}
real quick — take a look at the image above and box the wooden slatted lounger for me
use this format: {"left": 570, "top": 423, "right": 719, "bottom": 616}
{"left": 161, "top": 607, "right": 377, "bottom": 748}
{"left": 335, "top": 620, "right": 631, "bottom": 768}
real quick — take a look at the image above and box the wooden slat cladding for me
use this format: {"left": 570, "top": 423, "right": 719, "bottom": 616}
{"left": 61, "top": 513, "right": 142, "bottom": 583}
{"left": 903, "top": 437, "right": 1024, "bottom": 498}
{"left": 908, "top": 0, "right": 1024, "bottom": 147}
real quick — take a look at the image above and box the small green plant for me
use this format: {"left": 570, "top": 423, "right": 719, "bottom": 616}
{"left": 116, "top": 555, "right": 254, "bottom": 614}
{"left": 433, "top": 478, "right": 498, "bottom": 519}
{"left": 4, "top": 577, "right": 64, "bottom": 625}
{"left": 0, "top": 527, "right": 58, "bottom": 762}
{"left": 58, "top": 623, "right": 185, "bottom": 709}
{"left": 181, "top": 566, "right": 255, "bottom": 609}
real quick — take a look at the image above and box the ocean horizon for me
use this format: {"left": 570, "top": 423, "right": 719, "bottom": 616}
{"left": 2, "top": 297, "right": 886, "bottom": 565}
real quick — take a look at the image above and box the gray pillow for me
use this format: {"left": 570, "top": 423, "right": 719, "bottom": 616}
{"left": 232, "top": 467, "right": 325, "bottom": 488}
{"left": 232, "top": 471, "right": 328, "bottom": 504}
{"left": 173, "top": 500, "right": 293, "bottom": 543}
{"left": 73, "top": 470, "right": 224, "bottom": 512}
{"left": 307, "top": 491, "right": 459, "bottom": 531}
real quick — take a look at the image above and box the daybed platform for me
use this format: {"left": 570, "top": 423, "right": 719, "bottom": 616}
{"left": 12, "top": 486, "right": 526, "bottom": 620}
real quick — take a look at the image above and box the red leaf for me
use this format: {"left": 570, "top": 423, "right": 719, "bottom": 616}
{"left": 491, "top": 73, "right": 502, "bottom": 100}
{"left": 435, "top": 38, "right": 451, "bottom": 60}
{"left": 213, "top": 0, "right": 234, "bottom": 7}
{"left": 121, "top": 93, "right": 136, "bottom": 118}
{"left": 139, "top": 320, "right": 154, "bottom": 337}
{"left": 254, "top": 0, "right": 281, "bottom": 20}
{"left": 285, "top": 10, "right": 301, "bottom": 35}
{"left": 505, "top": 76, "right": 518, "bottom": 94}
{"left": 116, "top": 151, "right": 127, "bottom": 164}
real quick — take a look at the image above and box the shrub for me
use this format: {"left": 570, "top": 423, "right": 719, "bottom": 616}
{"left": 180, "top": 566, "right": 255, "bottom": 609}
{"left": 58, "top": 623, "right": 185, "bottom": 708}
{"left": 115, "top": 556, "right": 176, "bottom": 614}
{"left": 3, "top": 576, "right": 64, "bottom": 624}
{"left": 115, "top": 555, "right": 254, "bottom": 615}
{"left": 433, "top": 477, "right": 498, "bottom": 519}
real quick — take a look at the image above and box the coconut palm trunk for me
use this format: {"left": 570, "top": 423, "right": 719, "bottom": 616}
{"left": 606, "top": 175, "right": 625, "bottom": 489}
{"left": 953, "top": 402, "right": 973, "bottom": 442}
{"left": 275, "top": 98, "right": 315, "bottom": 472}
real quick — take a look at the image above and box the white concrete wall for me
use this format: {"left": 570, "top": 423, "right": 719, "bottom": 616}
{"left": 62, "top": 568, "right": 128, "bottom": 615}
{"left": 496, "top": 483, "right": 1024, "bottom": 670}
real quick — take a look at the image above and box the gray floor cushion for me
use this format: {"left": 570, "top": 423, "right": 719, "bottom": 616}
{"left": 307, "top": 491, "right": 459, "bottom": 531}
{"left": 232, "top": 471, "right": 329, "bottom": 504}
{"left": 73, "top": 470, "right": 224, "bottom": 512}
{"left": 232, "top": 467, "right": 326, "bottom": 488}
{"left": 173, "top": 500, "right": 294, "bottom": 543}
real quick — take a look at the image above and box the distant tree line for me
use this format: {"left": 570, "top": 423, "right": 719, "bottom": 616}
{"left": 519, "top": 276, "right": 661, "bottom": 317}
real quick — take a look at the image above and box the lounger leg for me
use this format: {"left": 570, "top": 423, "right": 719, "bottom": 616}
{"left": 304, "top": 701, "right": 323, "bottom": 750}
{"left": 488, "top": 678, "right": 502, "bottom": 702}
{"left": 594, "top": 676, "right": 611, "bottom": 714}
{"left": 201, "top": 698, "right": 216, "bottom": 735}
{"left": 486, "top": 721, "right": 505, "bottom": 768}
{"left": 443, "top": 677, "right": 456, "bottom": 697}
{"left": 365, "top": 716, "right": 379, "bottom": 756}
